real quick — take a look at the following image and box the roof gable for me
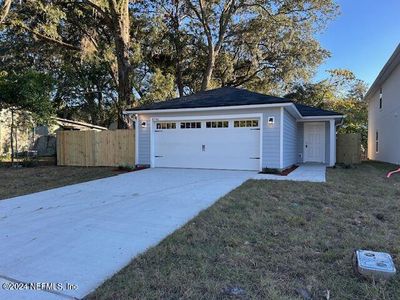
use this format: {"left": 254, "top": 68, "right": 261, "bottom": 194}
{"left": 365, "top": 43, "right": 400, "bottom": 100}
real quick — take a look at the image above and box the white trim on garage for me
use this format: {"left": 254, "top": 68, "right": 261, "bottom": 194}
{"left": 149, "top": 113, "right": 264, "bottom": 171}
{"left": 150, "top": 117, "right": 155, "bottom": 168}
{"left": 135, "top": 115, "right": 139, "bottom": 165}
{"left": 280, "top": 107, "right": 284, "bottom": 169}
{"left": 329, "top": 119, "right": 336, "bottom": 166}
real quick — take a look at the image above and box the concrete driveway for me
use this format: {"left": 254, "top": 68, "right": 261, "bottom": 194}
{"left": 0, "top": 168, "right": 255, "bottom": 300}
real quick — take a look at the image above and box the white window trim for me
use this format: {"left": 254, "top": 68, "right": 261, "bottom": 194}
{"left": 149, "top": 113, "right": 264, "bottom": 171}
{"left": 135, "top": 115, "right": 139, "bottom": 166}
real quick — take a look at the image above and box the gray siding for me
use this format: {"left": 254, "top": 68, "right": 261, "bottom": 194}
{"left": 137, "top": 115, "right": 151, "bottom": 165}
{"left": 282, "top": 109, "right": 297, "bottom": 168}
{"left": 261, "top": 108, "right": 281, "bottom": 169}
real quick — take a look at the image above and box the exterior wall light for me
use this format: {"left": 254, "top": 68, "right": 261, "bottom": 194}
{"left": 267, "top": 117, "right": 275, "bottom": 127}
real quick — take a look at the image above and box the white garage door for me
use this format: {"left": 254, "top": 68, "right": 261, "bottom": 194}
{"left": 153, "top": 118, "right": 260, "bottom": 171}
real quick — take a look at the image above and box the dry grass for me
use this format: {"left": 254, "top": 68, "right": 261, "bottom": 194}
{"left": 87, "top": 162, "right": 400, "bottom": 300}
{"left": 0, "top": 166, "right": 118, "bottom": 200}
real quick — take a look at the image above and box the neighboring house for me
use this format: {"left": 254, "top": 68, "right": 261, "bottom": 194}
{"left": 365, "top": 44, "right": 400, "bottom": 165}
{"left": 0, "top": 110, "right": 107, "bottom": 157}
{"left": 125, "top": 87, "right": 343, "bottom": 171}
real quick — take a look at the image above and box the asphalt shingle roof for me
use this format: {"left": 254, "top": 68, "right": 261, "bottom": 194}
{"left": 128, "top": 87, "right": 342, "bottom": 117}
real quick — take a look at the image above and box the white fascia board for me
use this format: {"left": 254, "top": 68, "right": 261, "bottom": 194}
{"left": 153, "top": 113, "right": 263, "bottom": 121}
{"left": 124, "top": 102, "right": 343, "bottom": 122}
{"left": 123, "top": 102, "right": 293, "bottom": 114}
{"left": 297, "top": 115, "right": 344, "bottom": 122}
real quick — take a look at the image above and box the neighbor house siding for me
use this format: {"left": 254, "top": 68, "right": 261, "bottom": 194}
{"left": 282, "top": 109, "right": 297, "bottom": 168}
{"left": 136, "top": 107, "right": 282, "bottom": 168}
{"left": 367, "top": 63, "right": 400, "bottom": 165}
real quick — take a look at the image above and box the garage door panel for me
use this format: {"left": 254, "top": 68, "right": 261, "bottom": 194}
{"left": 154, "top": 119, "right": 260, "bottom": 171}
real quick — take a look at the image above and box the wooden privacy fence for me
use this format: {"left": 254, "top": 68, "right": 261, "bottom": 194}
{"left": 336, "top": 133, "right": 361, "bottom": 165}
{"left": 57, "top": 130, "right": 135, "bottom": 167}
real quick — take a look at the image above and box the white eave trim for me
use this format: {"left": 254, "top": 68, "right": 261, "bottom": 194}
{"left": 124, "top": 102, "right": 343, "bottom": 121}
{"left": 124, "top": 102, "right": 294, "bottom": 114}
{"left": 299, "top": 115, "right": 344, "bottom": 120}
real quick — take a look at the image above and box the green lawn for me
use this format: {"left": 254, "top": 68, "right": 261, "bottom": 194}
{"left": 87, "top": 162, "right": 400, "bottom": 300}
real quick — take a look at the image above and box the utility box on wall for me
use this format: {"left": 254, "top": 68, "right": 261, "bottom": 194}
{"left": 336, "top": 133, "right": 361, "bottom": 165}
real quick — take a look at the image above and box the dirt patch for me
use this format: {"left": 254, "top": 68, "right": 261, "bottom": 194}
{"left": 259, "top": 164, "right": 299, "bottom": 176}
{"left": 0, "top": 166, "right": 118, "bottom": 200}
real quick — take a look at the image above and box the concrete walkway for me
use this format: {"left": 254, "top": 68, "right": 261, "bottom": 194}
{"left": 0, "top": 165, "right": 326, "bottom": 299}
{"left": 0, "top": 168, "right": 255, "bottom": 300}
{"left": 253, "top": 163, "right": 327, "bottom": 182}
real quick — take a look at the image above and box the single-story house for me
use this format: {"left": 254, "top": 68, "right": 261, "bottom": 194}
{"left": 125, "top": 87, "right": 343, "bottom": 171}
{"left": 365, "top": 43, "right": 400, "bottom": 165}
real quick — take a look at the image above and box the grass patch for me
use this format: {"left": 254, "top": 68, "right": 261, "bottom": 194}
{"left": 87, "top": 161, "right": 400, "bottom": 299}
{"left": 0, "top": 166, "right": 118, "bottom": 200}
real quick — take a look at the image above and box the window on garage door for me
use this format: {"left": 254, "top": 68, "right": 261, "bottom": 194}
{"left": 180, "top": 122, "right": 201, "bottom": 129}
{"left": 156, "top": 122, "right": 176, "bottom": 129}
{"left": 233, "top": 120, "right": 259, "bottom": 128}
{"left": 206, "top": 121, "right": 229, "bottom": 128}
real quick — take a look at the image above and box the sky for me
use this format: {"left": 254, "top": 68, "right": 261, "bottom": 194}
{"left": 314, "top": 0, "right": 400, "bottom": 86}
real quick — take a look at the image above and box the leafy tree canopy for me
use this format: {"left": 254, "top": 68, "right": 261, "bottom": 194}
{"left": 285, "top": 69, "right": 369, "bottom": 149}
{"left": 0, "top": 70, "right": 54, "bottom": 124}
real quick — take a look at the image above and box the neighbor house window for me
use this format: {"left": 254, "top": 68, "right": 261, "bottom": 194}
{"left": 206, "top": 121, "right": 229, "bottom": 128}
{"left": 156, "top": 122, "right": 176, "bottom": 129}
{"left": 379, "top": 87, "right": 383, "bottom": 109}
{"left": 376, "top": 131, "right": 379, "bottom": 153}
{"left": 234, "top": 120, "right": 259, "bottom": 128}
{"left": 180, "top": 122, "right": 201, "bottom": 129}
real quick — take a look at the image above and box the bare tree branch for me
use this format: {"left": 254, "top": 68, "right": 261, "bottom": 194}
{"left": 0, "top": 0, "right": 12, "bottom": 24}
{"left": 17, "top": 22, "right": 81, "bottom": 51}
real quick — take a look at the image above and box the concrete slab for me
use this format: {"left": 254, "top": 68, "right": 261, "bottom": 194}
{"left": 253, "top": 163, "right": 326, "bottom": 183}
{"left": 0, "top": 168, "right": 255, "bottom": 300}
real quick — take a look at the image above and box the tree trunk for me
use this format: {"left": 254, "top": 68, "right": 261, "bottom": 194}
{"left": 0, "top": 0, "right": 12, "bottom": 24}
{"left": 175, "top": 53, "right": 184, "bottom": 97}
{"left": 110, "top": 0, "right": 132, "bottom": 129}
{"left": 201, "top": 46, "right": 216, "bottom": 91}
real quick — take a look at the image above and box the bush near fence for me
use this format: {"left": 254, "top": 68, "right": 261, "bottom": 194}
{"left": 336, "top": 133, "right": 361, "bottom": 165}
{"left": 57, "top": 130, "right": 135, "bottom": 167}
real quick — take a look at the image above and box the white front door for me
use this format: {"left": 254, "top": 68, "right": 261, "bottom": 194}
{"left": 304, "top": 122, "right": 325, "bottom": 163}
{"left": 153, "top": 118, "right": 261, "bottom": 171}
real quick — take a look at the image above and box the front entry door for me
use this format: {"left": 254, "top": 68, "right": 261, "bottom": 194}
{"left": 304, "top": 122, "right": 325, "bottom": 163}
